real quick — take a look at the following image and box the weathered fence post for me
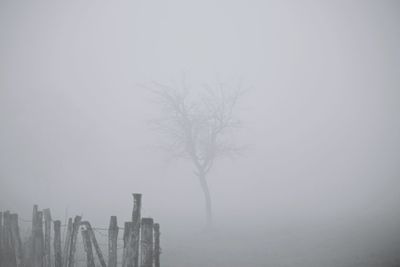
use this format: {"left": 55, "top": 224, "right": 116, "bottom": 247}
{"left": 132, "top": 194, "right": 142, "bottom": 267}
{"left": 43, "top": 208, "right": 52, "bottom": 267}
{"left": 81, "top": 221, "right": 107, "bottom": 267}
{"left": 3, "top": 211, "right": 10, "bottom": 266}
{"left": 62, "top": 218, "right": 72, "bottom": 267}
{"left": 0, "top": 211, "right": 3, "bottom": 266}
{"left": 81, "top": 228, "right": 95, "bottom": 267}
{"left": 2, "top": 194, "right": 159, "bottom": 266}
{"left": 31, "top": 206, "right": 37, "bottom": 266}
{"left": 10, "top": 214, "right": 23, "bottom": 267}
{"left": 32, "top": 207, "right": 44, "bottom": 267}
{"left": 153, "top": 223, "right": 161, "bottom": 267}
{"left": 3, "top": 211, "right": 17, "bottom": 266}
{"left": 67, "top": 215, "right": 82, "bottom": 267}
{"left": 123, "top": 193, "right": 142, "bottom": 267}
{"left": 123, "top": 222, "right": 132, "bottom": 248}
{"left": 122, "top": 221, "right": 132, "bottom": 266}
{"left": 54, "top": 220, "right": 62, "bottom": 267}
{"left": 140, "top": 218, "right": 154, "bottom": 267}
{"left": 108, "top": 216, "right": 118, "bottom": 267}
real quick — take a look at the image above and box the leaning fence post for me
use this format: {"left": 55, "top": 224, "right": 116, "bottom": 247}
{"left": 62, "top": 218, "right": 72, "bottom": 267}
{"left": 43, "top": 209, "right": 52, "bottom": 267}
{"left": 153, "top": 223, "right": 161, "bottom": 267}
{"left": 81, "top": 221, "right": 106, "bottom": 267}
{"left": 54, "top": 220, "right": 62, "bottom": 267}
{"left": 10, "top": 214, "right": 23, "bottom": 267}
{"left": 140, "top": 218, "right": 154, "bottom": 267}
{"left": 81, "top": 228, "right": 95, "bottom": 267}
{"left": 108, "top": 216, "right": 118, "bottom": 267}
{"left": 67, "top": 215, "right": 82, "bottom": 267}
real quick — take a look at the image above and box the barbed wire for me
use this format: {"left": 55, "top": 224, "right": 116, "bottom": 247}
{"left": 8, "top": 212, "right": 161, "bottom": 262}
{"left": 18, "top": 217, "right": 125, "bottom": 231}
{"left": 3, "top": 207, "right": 161, "bottom": 267}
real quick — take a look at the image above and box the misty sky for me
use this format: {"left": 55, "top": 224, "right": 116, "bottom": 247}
{"left": 0, "top": 0, "right": 399, "bottom": 229}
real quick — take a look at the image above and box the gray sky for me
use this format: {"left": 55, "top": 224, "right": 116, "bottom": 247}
{"left": 1, "top": 0, "right": 399, "bottom": 229}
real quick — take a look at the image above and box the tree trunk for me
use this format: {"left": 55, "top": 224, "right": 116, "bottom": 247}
{"left": 197, "top": 172, "right": 213, "bottom": 228}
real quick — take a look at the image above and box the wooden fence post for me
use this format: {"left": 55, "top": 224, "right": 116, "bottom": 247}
{"left": 122, "top": 221, "right": 132, "bottom": 266}
{"left": 108, "top": 216, "right": 118, "bottom": 267}
{"left": 3, "top": 211, "right": 10, "bottom": 266}
{"left": 32, "top": 208, "right": 44, "bottom": 267}
{"left": 81, "top": 221, "right": 106, "bottom": 267}
{"left": 81, "top": 228, "right": 95, "bottom": 267}
{"left": 62, "top": 218, "right": 72, "bottom": 267}
{"left": 123, "top": 193, "right": 142, "bottom": 267}
{"left": 3, "top": 211, "right": 17, "bottom": 267}
{"left": 31, "top": 206, "right": 37, "bottom": 266}
{"left": 132, "top": 193, "right": 142, "bottom": 267}
{"left": 140, "top": 218, "right": 154, "bottom": 267}
{"left": 54, "top": 220, "right": 62, "bottom": 267}
{"left": 67, "top": 215, "right": 82, "bottom": 267}
{"left": 43, "top": 208, "right": 52, "bottom": 267}
{"left": 153, "top": 223, "right": 160, "bottom": 267}
{"left": 10, "top": 214, "right": 23, "bottom": 267}
{"left": 123, "top": 222, "right": 132, "bottom": 248}
{"left": 0, "top": 211, "right": 3, "bottom": 266}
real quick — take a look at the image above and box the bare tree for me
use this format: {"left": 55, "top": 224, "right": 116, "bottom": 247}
{"left": 151, "top": 79, "right": 243, "bottom": 228}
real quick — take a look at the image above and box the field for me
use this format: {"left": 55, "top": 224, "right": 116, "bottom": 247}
{"left": 162, "top": 218, "right": 400, "bottom": 267}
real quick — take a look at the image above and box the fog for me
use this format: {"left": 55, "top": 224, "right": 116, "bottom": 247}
{"left": 1, "top": 1, "right": 400, "bottom": 266}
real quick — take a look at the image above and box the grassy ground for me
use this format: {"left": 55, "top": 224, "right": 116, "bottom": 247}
{"left": 162, "top": 219, "right": 400, "bottom": 267}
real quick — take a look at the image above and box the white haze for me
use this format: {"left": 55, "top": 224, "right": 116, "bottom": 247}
{"left": 1, "top": 1, "right": 400, "bottom": 266}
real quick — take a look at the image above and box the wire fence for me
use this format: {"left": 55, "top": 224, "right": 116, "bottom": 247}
{"left": 15, "top": 217, "right": 128, "bottom": 267}
{"left": 1, "top": 197, "right": 161, "bottom": 267}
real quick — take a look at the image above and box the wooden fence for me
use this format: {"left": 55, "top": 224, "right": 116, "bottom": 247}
{"left": 0, "top": 193, "right": 161, "bottom": 267}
